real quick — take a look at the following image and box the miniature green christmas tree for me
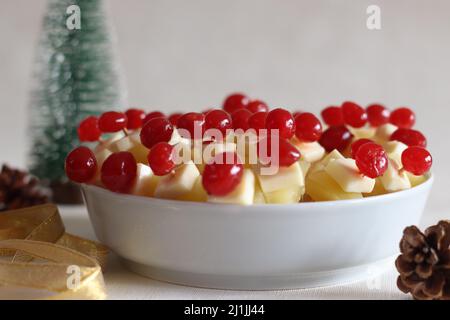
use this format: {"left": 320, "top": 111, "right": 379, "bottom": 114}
{"left": 28, "top": 0, "right": 125, "bottom": 203}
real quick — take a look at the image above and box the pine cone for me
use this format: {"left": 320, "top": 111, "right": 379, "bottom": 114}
{"left": 0, "top": 164, "right": 49, "bottom": 211}
{"left": 396, "top": 220, "right": 450, "bottom": 300}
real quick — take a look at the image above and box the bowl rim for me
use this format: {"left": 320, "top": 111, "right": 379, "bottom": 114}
{"left": 81, "top": 173, "right": 433, "bottom": 209}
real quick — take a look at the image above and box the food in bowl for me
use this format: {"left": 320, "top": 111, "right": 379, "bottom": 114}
{"left": 65, "top": 94, "right": 432, "bottom": 205}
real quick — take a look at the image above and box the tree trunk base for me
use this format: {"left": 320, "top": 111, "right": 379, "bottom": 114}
{"left": 50, "top": 181, "right": 83, "bottom": 204}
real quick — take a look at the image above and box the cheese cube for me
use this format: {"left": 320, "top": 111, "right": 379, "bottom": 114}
{"left": 306, "top": 170, "right": 363, "bottom": 201}
{"left": 383, "top": 141, "right": 408, "bottom": 168}
{"left": 291, "top": 138, "right": 325, "bottom": 163}
{"left": 208, "top": 169, "right": 255, "bottom": 205}
{"left": 130, "top": 163, "right": 159, "bottom": 197}
{"left": 380, "top": 159, "right": 411, "bottom": 192}
{"left": 349, "top": 126, "right": 376, "bottom": 140}
{"left": 325, "top": 158, "right": 375, "bottom": 193}
{"left": 154, "top": 161, "right": 200, "bottom": 199}
{"left": 177, "top": 176, "right": 208, "bottom": 202}
{"left": 255, "top": 162, "right": 304, "bottom": 193}
{"left": 375, "top": 123, "right": 398, "bottom": 142}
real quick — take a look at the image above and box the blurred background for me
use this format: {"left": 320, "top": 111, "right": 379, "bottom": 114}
{"left": 0, "top": 0, "right": 448, "bottom": 219}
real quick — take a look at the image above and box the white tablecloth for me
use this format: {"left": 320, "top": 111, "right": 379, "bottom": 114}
{"left": 58, "top": 205, "right": 447, "bottom": 300}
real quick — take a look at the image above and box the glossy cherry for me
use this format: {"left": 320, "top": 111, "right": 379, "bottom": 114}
{"left": 202, "top": 152, "right": 244, "bottom": 196}
{"left": 355, "top": 142, "right": 388, "bottom": 178}
{"left": 65, "top": 146, "right": 97, "bottom": 183}
{"left": 231, "top": 109, "right": 252, "bottom": 131}
{"left": 168, "top": 113, "right": 182, "bottom": 126}
{"left": 204, "top": 109, "right": 232, "bottom": 137}
{"left": 248, "top": 111, "right": 268, "bottom": 133}
{"left": 265, "top": 108, "right": 295, "bottom": 139}
{"left": 223, "top": 93, "right": 249, "bottom": 114}
{"left": 246, "top": 100, "right": 269, "bottom": 113}
{"left": 101, "top": 152, "right": 137, "bottom": 193}
{"left": 125, "top": 108, "right": 145, "bottom": 130}
{"left": 98, "top": 111, "right": 127, "bottom": 133}
{"left": 350, "top": 138, "right": 374, "bottom": 159}
{"left": 366, "top": 104, "right": 390, "bottom": 127}
{"left": 143, "top": 111, "right": 165, "bottom": 125}
{"left": 77, "top": 116, "right": 101, "bottom": 142}
{"left": 390, "top": 107, "right": 415, "bottom": 129}
{"left": 321, "top": 106, "right": 344, "bottom": 126}
{"left": 294, "top": 112, "right": 323, "bottom": 142}
{"left": 390, "top": 128, "right": 427, "bottom": 147}
{"left": 140, "top": 117, "right": 174, "bottom": 149}
{"left": 176, "top": 112, "right": 205, "bottom": 139}
{"left": 342, "top": 101, "right": 367, "bottom": 128}
{"left": 401, "top": 146, "right": 432, "bottom": 176}
{"left": 258, "top": 135, "right": 300, "bottom": 167}
{"left": 148, "top": 142, "right": 176, "bottom": 176}
{"left": 318, "top": 125, "right": 354, "bottom": 152}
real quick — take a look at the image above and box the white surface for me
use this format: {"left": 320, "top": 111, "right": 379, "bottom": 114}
{"left": 59, "top": 204, "right": 424, "bottom": 300}
{"left": 81, "top": 179, "right": 431, "bottom": 290}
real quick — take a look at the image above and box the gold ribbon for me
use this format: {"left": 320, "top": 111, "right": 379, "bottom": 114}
{"left": 0, "top": 204, "right": 108, "bottom": 299}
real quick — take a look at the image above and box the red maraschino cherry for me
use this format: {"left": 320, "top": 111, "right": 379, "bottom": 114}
{"left": 366, "top": 104, "right": 390, "bottom": 127}
{"left": 401, "top": 146, "right": 432, "bottom": 176}
{"left": 143, "top": 111, "right": 165, "bottom": 125}
{"left": 101, "top": 152, "right": 137, "bottom": 193}
{"left": 77, "top": 116, "right": 101, "bottom": 142}
{"left": 321, "top": 106, "right": 344, "bottom": 126}
{"left": 177, "top": 112, "right": 205, "bottom": 139}
{"left": 204, "top": 109, "right": 232, "bottom": 137}
{"left": 355, "top": 142, "right": 388, "bottom": 178}
{"left": 390, "top": 128, "right": 427, "bottom": 147}
{"left": 65, "top": 146, "right": 97, "bottom": 183}
{"left": 148, "top": 142, "right": 176, "bottom": 176}
{"left": 350, "top": 138, "right": 374, "bottom": 159}
{"left": 342, "top": 101, "right": 367, "bottom": 128}
{"left": 202, "top": 152, "right": 244, "bottom": 196}
{"left": 125, "top": 108, "right": 145, "bottom": 130}
{"left": 294, "top": 112, "right": 322, "bottom": 142}
{"left": 390, "top": 107, "right": 415, "bottom": 129}
{"left": 223, "top": 93, "right": 249, "bottom": 114}
{"left": 319, "top": 125, "right": 353, "bottom": 152}
{"left": 98, "top": 111, "right": 128, "bottom": 133}
{"left": 265, "top": 108, "right": 295, "bottom": 139}
{"left": 246, "top": 100, "right": 269, "bottom": 113}
{"left": 140, "top": 117, "right": 174, "bottom": 149}
{"left": 231, "top": 109, "right": 252, "bottom": 131}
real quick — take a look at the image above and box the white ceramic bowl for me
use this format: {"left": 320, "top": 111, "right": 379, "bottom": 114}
{"left": 81, "top": 175, "right": 433, "bottom": 290}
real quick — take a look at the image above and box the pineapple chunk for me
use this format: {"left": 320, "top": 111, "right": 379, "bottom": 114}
{"left": 310, "top": 149, "right": 345, "bottom": 174}
{"left": 208, "top": 169, "right": 255, "bottom": 205}
{"left": 306, "top": 171, "right": 363, "bottom": 201}
{"left": 177, "top": 175, "right": 207, "bottom": 202}
{"left": 325, "top": 158, "right": 375, "bottom": 193}
{"left": 380, "top": 159, "right": 411, "bottom": 192}
{"left": 407, "top": 173, "right": 427, "bottom": 187}
{"left": 255, "top": 162, "right": 304, "bottom": 193}
{"left": 383, "top": 141, "right": 408, "bottom": 168}
{"left": 264, "top": 187, "right": 303, "bottom": 204}
{"left": 375, "top": 123, "right": 397, "bottom": 142}
{"left": 349, "top": 126, "right": 376, "bottom": 139}
{"left": 130, "top": 163, "right": 159, "bottom": 197}
{"left": 291, "top": 138, "right": 325, "bottom": 163}
{"left": 154, "top": 161, "right": 200, "bottom": 199}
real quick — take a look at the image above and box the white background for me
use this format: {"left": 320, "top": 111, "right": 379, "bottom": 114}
{"left": 0, "top": 0, "right": 449, "bottom": 299}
